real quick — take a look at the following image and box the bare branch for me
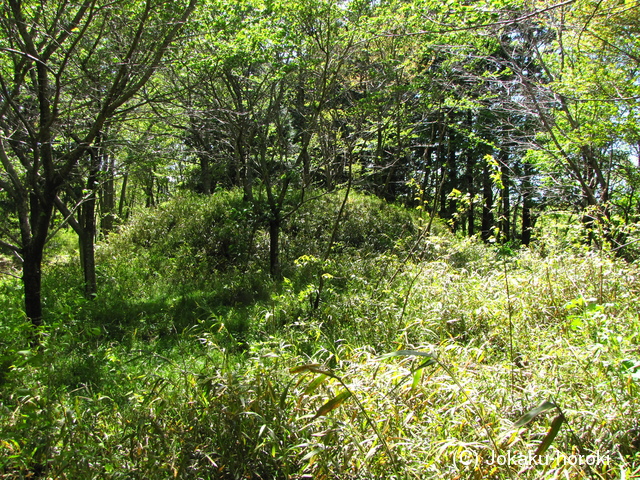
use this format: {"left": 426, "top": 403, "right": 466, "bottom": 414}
{"left": 381, "top": 0, "right": 577, "bottom": 37}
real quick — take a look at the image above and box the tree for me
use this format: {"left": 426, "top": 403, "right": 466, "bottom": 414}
{"left": 0, "top": 0, "right": 196, "bottom": 327}
{"left": 487, "top": 0, "right": 640, "bottom": 247}
{"left": 163, "top": 0, "right": 372, "bottom": 277}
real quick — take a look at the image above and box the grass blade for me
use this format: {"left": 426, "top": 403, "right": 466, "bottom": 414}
{"left": 514, "top": 400, "right": 557, "bottom": 427}
{"left": 290, "top": 364, "right": 339, "bottom": 380}
{"left": 313, "top": 390, "right": 352, "bottom": 419}
{"left": 534, "top": 414, "right": 565, "bottom": 456}
{"left": 304, "top": 374, "right": 328, "bottom": 395}
{"left": 377, "top": 350, "right": 437, "bottom": 363}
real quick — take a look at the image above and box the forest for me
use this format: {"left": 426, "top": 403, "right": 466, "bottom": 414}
{"left": 0, "top": 0, "right": 639, "bottom": 478}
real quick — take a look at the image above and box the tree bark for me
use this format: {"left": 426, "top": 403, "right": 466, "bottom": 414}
{"left": 101, "top": 151, "right": 116, "bottom": 234}
{"left": 118, "top": 172, "right": 129, "bottom": 219}
{"left": 446, "top": 137, "right": 458, "bottom": 230}
{"left": 521, "top": 161, "right": 534, "bottom": 245}
{"left": 201, "top": 154, "right": 212, "bottom": 195}
{"left": 79, "top": 231, "right": 97, "bottom": 297}
{"left": 268, "top": 214, "right": 281, "bottom": 279}
{"left": 22, "top": 244, "right": 45, "bottom": 328}
{"left": 76, "top": 148, "right": 100, "bottom": 296}
{"left": 21, "top": 187, "right": 56, "bottom": 328}
{"left": 465, "top": 151, "right": 475, "bottom": 237}
{"left": 144, "top": 172, "right": 155, "bottom": 208}
{"left": 481, "top": 157, "right": 494, "bottom": 242}
{"left": 499, "top": 149, "right": 510, "bottom": 242}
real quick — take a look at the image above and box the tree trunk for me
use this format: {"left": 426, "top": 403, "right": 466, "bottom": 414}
{"left": 57, "top": 149, "right": 99, "bottom": 298}
{"left": 446, "top": 136, "right": 458, "bottom": 230}
{"left": 499, "top": 150, "right": 510, "bottom": 242}
{"left": 100, "top": 139, "right": 115, "bottom": 235}
{"left": 236, "top": 133, "right": 254, "bottom": 202}
{"left": 79, "top": 149, "right": 99, "bottom": 297}
{"left": 465, "top": 151, "right": 475, "bottom": 237}
{"left": 118, "top": 172, "right": 129, "bottom": 219}
{"left": 23, "top": 245, "right": 45, "bottom": 327}
{"left": 101, "top": 166, "right": 115, "bottom": 234}
{"left": 144, "top": 172, "right": 155, "bottom": 208}
{"left": 521, "top": 161, "right": 534, "bottom": 245}
{"left": 383, "top": 160, "right": 398, "bottom": 202}
{"left": 79, "top": 230, "right": 97, "bottom": 297}
{"left": 420, "top": 146, "right": 435, "bottom": 211}
{"left": 481, "top": 157, "right": 494, "bottom": 242}
{"left": 21, "top": 190, "right": 55, "bottom": 328}
{"left": 55, "top": 184, "right": 97, "bottom": 299}
{"left": 201, "top": 154, "right": 212, "bottom": 195}
{"left": 269, "top": 214, "right": 280, "bottom": 278}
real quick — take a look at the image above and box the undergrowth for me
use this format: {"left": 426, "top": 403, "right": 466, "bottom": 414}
{"left": 1, "top": 190, "right": 638, "bottom": 479}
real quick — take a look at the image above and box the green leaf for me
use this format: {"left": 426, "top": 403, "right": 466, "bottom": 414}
{"left": 620, "top": 359, "right": 640, "bottom": 382}
{"left": 514, "top": 400, "right": 557, "bottom": 427}
{"left": 564, "top": 297, "right": 585, "bottom": 311}
{"left": 290, "top": 364, "right": 341, "bottom": 381}
{"left": 411, "top": 366, "right": 424, "bottom": 390}
{"left": 304, "top": 374, "right": 328, "bottom": 395}
{"left": 313, "top": 390, "right": 352, "bottom": 418}
{"left": 568, "top": 315, "right": 583, "bottom": 331}
{"left": 378, "top": 350, "right": 438, "bottom": 396}
{"left": 377, "top": 350, "right": 437, "bottom": 364}
{"left": 279, "top": 377, "right": 296, "bottom": 410}
{"left": 534, "top": 414, "right": 565, "bottom": 456}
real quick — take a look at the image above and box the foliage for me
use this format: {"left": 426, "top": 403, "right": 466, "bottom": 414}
{"left": 2, "top": 0, "right": 640, "bottom": 477}
{"left": 99, "top": 189, "right": 418, "bottom": 282}
{"left": 1, "top": 190, "right": 639, "bottom": 479}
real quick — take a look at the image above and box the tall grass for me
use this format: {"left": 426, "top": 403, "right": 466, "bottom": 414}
{"left": 1, "top": 191, "right": 638, "bottom": 479}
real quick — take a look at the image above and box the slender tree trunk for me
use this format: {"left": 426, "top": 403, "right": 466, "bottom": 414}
{"left": 439, "top": 169, "right": 447, "bottom": 216}
{"left": 98, "top": 129, "right": 115, "bottom": 235}
{"left": 522, "top": 161, "right": 533, "bottom": 245}
{"left": 268, "top": 214, "right": 281, "bottom": 278}
{"left": 481, "top": 157, "right": 494, "bottom": 242}
{"left": 427, "top": 166, "right": 446, "bottom": 235}
{"left": 499, "top": 150, "right": 510, "bottom": 242}
{"left": 464, "top": 112, "right": 475, "bottom": 236}
{"left": 512, "top": 190, "right": 521, "bottom": 241}
{"left": 79, "top": 209, "right": 97, "bottom": 298}
{"left": 243, "top": 155, "right": 254, "bottom": 202}
{"left": 144, "top": 172, "right": 155, "bottom": 208}
{"left": 436, "top": 121, "right": 449, "bottom": 220}
{"left": 74, "top": 148, "right": 99, "bottom": 297}
{"left": 22, "top": 190, "right": 55, "bottom": 328}
{"left": 420, "top": 146, "right": 435, "bottom": 212}
{"left": 23, "top": 244, "right": 45, "bottom": 327}
{"left": 314, "top": 156, "right": 353, "bottom": 310}
{"left": 101, "top": 161, "right": 115, "bottom": 234}
{"left": 383, "top": 160, "right": 398, "bottom": 202}
{"left": 301, "top": 140, "right": 311, "bottom": 188}
{"left": 118, "top": 172, "right": 128, "bottom": 219}
{"left": 446, "top": 137, "right": 458, "bottom": 230}
{"left": 201, "top": 154, "right": 212, "bottom": 195}
{"left": 465, "top": 151, "right": 475, "bottom": 237}
{"left": 293, "top": 84, "right": 311, "bottom": 187}
{"left": 79, "top": 231, "right": 97, "bottom": 297}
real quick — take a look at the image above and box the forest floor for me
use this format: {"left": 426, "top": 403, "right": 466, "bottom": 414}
{"left": 1, "top": 190, "right": 639, "bottom": 479}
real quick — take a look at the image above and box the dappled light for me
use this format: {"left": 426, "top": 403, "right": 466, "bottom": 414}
{"left": 1, "top": 0, "right": 639, "bottom": 478}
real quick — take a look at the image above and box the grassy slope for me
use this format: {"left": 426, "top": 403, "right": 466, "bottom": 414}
{"left": 0, "top": 190, "right": 638, "bottom": 479}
